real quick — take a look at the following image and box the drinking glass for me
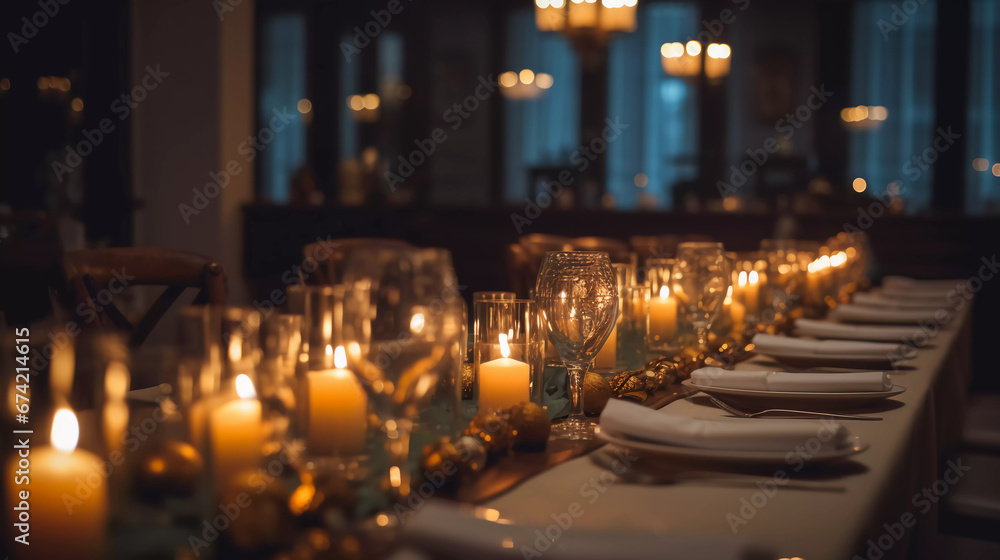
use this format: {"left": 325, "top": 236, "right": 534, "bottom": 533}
{"left": 534, "top": 251, "right": 618, "bottom": 440}
{"left": 671, "top": 242, "right": 729, "bottom": 349}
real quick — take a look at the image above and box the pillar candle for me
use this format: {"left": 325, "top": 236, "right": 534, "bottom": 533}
{"left": 648, "top": 285, "right": 678, "bottom": 343}
{"left": 210, "top": 374, "right": 262, "bottom": 485}
{"left": 746, "top": 270, "right": 761, "bottom": 315}
{"left": 479, "top": 334, "right": 529, "bottom": 411}
{"left": 594, "top": 323, "right": 618, "bottom": 368}
{"left": 307, "top": 345, "right": 368, "bottom": 455}
{"left": 6, "top": 409, "right": 107, "bottom": 560}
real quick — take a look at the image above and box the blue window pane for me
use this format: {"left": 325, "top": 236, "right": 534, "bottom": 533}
{"left": 967, "top": 0, "right": 1000, "bottom": 213}
{"left": 848, "top": 1, "right": 936, "bottom": 212}
{"left": 502, "top": 10, "right": 580, "bottom": 204}
{"left": 606, "top": 3, "right": 698, "bottom": 210}
{"left": 258, "top": 13, "right": 307, "bottom": 203}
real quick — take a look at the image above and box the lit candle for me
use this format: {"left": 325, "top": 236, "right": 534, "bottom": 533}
{"left": 726, "top": 286, "right": 745, "bottom": 331}
{"left": 594, "top": 321, "right": 618, "bottom": 369}
{"left": 209, "top": 374, "right": 262, "bottom": 485}
{"left": 6, "top": 409, "right": 108, "bottom": 560}
{"left": 746, "top": 270, "right": 761, "bottom": 315}
{"left": 568, "top": 0, "right": 598, "bottom": 27}
{"left": 479, "top": 333, "right": 529, "bottom": 411}
{"left": 307, "top": 345, "right": 368, "bottom": 455}
{"left": 648, "top": 285, "right": 678, "bottom": 343}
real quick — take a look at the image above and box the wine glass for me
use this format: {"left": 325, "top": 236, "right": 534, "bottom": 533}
{"left": 534, "top": 251, "right": 618, "bottom": 441}
{"left": 671, "top": 242, "right": 729, "bottom": 349}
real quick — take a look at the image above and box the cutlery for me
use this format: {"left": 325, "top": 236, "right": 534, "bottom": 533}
{"left": 700, "top": 394, "right": 882, "bottom": 421}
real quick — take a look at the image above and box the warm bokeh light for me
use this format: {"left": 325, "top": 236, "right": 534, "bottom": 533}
{"left": 519, "top": 69, "right": 535, "bottom": 85}
{"left": 535, "top": 72, "right": 554, "bottom": 89}
{"left": 71, "top": 97, "right": 84, "bottom": 112}
{"left": 348, "top": 95, "right": 364, "bottom": 110}
{"left": 853, "top": 177, "right": 867, "bottom": 192}
{"left": 634, "top": 173, "right": 648, "bottom": 187}
{"left": 972, "top": 158, "right": 989, "bottom": 172}
{"left": 661, "top": 42, "right": 684, "bottom": 58}
{"left": 993, "top": 163, "right": 1000, "bottom": 177}
{"left": 235, "top": 374, "right": 256, "bottom": 399}
{"left": 685, "top": 40, "right": 701, "bottom": 56}
{"left": 0, "top": 78, "right": 10, "bottom": 91}
{"left": 362, "top": 93, "right": 380, "bottom": 110}
{"left": 499, "top": 71, "right": 517, "bottom": 88}
{"left": 297, "top": 98, "right": 312, "bottom": 114}
{"left": 51, "top": 408, "right": 80, "bottom": 452}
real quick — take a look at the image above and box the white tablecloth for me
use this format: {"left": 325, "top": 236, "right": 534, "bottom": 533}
{"left": 486, "top": 305, "right": 972, "bottom": 560}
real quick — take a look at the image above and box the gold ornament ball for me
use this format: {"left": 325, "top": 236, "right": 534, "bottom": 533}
{"left": 583, "top": 372, "right": 613, "bottom": 415}
{"left": 453, "top": 435, "right": 488, "bottom": 473}
{"left": 509, "top": 401, "right": 550, "bottom": 451}
{"left": 465, "top": 409, "right": 511, "bottom": 452}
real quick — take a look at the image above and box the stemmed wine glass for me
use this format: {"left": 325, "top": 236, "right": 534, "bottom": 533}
{"left": 534, "top": 251, "right": 618, "bottom": 441}
{"left": 671, "top": 242, "right": 729, "bottom": 349}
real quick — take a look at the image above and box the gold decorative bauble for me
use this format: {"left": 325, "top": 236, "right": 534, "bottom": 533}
{"left": 583, "top": 372, "right": 613, "bottom": 415}
{"left": 134, "top": 439, "right": 203, "bottom": 502}
{"left": 465, "top": 409, "right": 511, "bottom": 452}
{"left": 453, "top": 435, "right": 488, "bottom": 473}
{"left": 221, "top": 470, "right": 295, "bottom": 550}
{"left": 509, "top": 401, "right": 551, "bottom": 451}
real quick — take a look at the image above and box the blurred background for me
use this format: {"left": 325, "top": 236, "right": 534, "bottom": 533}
{"left": 1, "top": 0, "right": 997, "bottom": 357}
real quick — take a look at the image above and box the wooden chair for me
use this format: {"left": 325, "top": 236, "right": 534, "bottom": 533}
{"left": 302, "top": 238, "right": 413, "bottom": 285}
{"left": 62, "top": 247, "right": 226, "bottom": 346}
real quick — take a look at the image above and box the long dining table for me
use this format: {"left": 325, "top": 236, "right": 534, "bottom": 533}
{"left": 484, "top": 304, "right": 973, "bottom": 560}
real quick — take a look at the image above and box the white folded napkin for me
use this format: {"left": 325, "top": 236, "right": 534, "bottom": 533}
{"left": 830, "top": 304, "right": 939, "bottom": 324}
{"left": 402, "top": 501, "right": 774, "bottom": 560}
{"left": 600, "top": 399, "right": 851, "bottom": 452}
{"left": 794, "top": 318, "right": 925, "bottom": 341}
{"left": 881, "top": 276, "right": 959, "bottom": 298}
{"left": 752, "top": 333, "right": 902, "bottom": 357}
{"left": 691, "top": 367, "right": 891, "bottom": 392}
{"left": 853, "top": 292, "right": 943, "bottom": 309}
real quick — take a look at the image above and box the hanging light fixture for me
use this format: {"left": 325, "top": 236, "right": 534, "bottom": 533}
{"left": 661, "top": 41, "right": 732, "bottom": 79}
{"left": 535, "top": 0, "right": 638, "bottom": 40}
{"left": 499, "top": 69, "right": 554, "bottom": 100}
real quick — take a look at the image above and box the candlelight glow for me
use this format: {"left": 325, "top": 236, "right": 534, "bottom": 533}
{"left": 334, "top": 346, "right": 348, "bottom": 369}
{"left": 499, "top": 333, "right": 511, "bottom": 359}
{"left": 228, "top": 335, "right": 242, "bottom": 362}
{"left": 831, "top": 252, "right": 848, "bottom": 267}
{"left": 659, "top": 285, "right": 670, "bottom": 298}
{"left": 724, "top": 286, "right": 733, "bottom": 305}
{"left": 104, "top": 361, "right": 130, "bottom": 400}
{"left": 410, "top": 312, "right": 425, "bottom": 333}
{"left": 748, "top": 270, "right": 760, "bottom": 285}
{"left": 685, "top": 40, "right": 701, "bottom": 56}
{"left": 738, "top": 270, "right": 748, "bottom": 287}
{"left": 51, "top": 408, "right": 80, "bottom": 452}
{"left": 235, "top": 374, "right": 256, "bottom": 399}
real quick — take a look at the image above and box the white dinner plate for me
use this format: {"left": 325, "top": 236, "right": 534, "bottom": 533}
{"left": 595, "top": 426, "right": 869, "bottom": 465}
{"left": 751, "top": 347, "right": 902, "bottom": 368}
{"left": 681, "top": 379, "right": 906, "bottom": 408}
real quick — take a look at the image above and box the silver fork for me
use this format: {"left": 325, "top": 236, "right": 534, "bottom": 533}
{"left": 702, "top": 394, "right": 882, "bottom": 421}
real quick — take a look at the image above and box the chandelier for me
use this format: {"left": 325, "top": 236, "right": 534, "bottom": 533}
{"left": 661, "top": 41, "right": 731, "bottom": 79}
{"left": 535, "top": 0, "right": 638, "bottom": 40}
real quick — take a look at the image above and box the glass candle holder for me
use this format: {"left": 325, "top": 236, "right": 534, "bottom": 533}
{"left": 593, "top": 264, "right": 633, "bottom": 373}
{"left": 299, "top": 285, "right": 372, "bottom": 462}
{"left": 618, "top": 284, "right": 649, "bottom": 370}
{"left": 472, "top": 292, "right": 514, "bottom": 363}
{"left": 645, "top": 258, "right": 679, "bottom": 354}
{"left": 474, "top": 299, "right": 544, "bottom": 412}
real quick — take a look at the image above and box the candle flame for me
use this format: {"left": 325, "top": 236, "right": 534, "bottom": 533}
{"left": 499, "top": 333, "right": 511, "bottom": 359}
{"left": 724, "top": 285, "right": 733, "bottom": 305}
{"left": 334, "top": 345, "right": 348, "bottom": 369}
{"left": 748, "top": 270, "right": 759, "bottom": 285}
{"left": 831, "top": 251, "right": 848, "bottom": 267}
{"left": 738, "top": 270, "right": 748, "bottom": 287}
{"left": 659, "top": 285, "right": 670, "bottom": 298}
{"left": 326, "top": 344, "right": 333, "bottom": 357}
{"left": 51, "top": 408, "right": 79, "bottom": 452}
{"left": 235, "top": 373, "right": 256, "bottom": 399}
{"left": 228, "top": 335, "right": 242, "bottom": 362}
{"left": 410, "top": 312, "right": 425, "bottom": 333}
{"left": 104, "top": 361, "right": 130, "bottom": 400}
